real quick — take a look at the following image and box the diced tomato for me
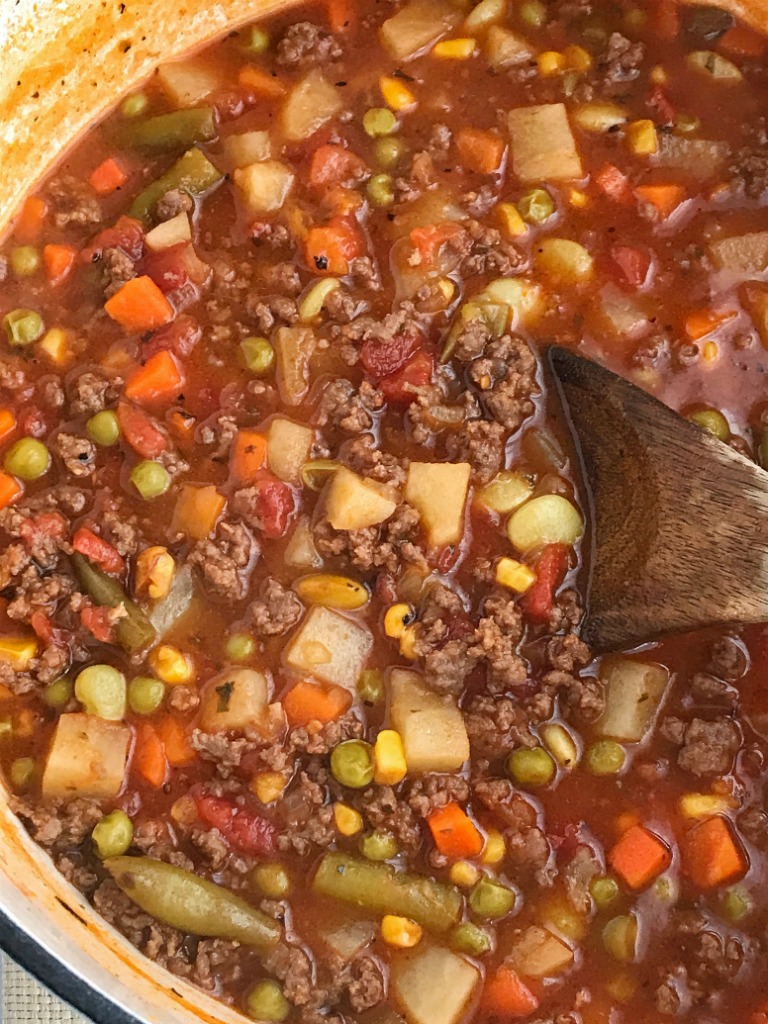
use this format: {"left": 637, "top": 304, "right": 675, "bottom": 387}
{"left": 304, "top": 216, "right": 365, "bottom": 275}
{"left": 18, "top": 405, "right": 49, "bottom": 438}
{"left": 380, "top": 350, "right": 433, "bottom": 405}
{"left": 143, "top": 314, "right": 202, "bottom": 359}
{"left": 81, "top": 215, "right": 145, "bottom": 263}
{"left": 520, "top": 544, "right": 569, "bottom": 624}
{"left": 609, "top": 245, "right": 653, "bottom": 288}
{"left": 72, "top": 527, "right": 125, "bottom": 576}
{"left": 143, "top": 243, "right": 210, "bottom": 295}
{"left": 308, "top": 144, "right": 367, "bottom": 191}
{"left": 29, "top": 611, "right": 55, "bottom": 644}
{"left": 80, "top": 605, "right": 116, "bottom": 643}
{"left": 646, "top": 84, "right": 675, "bottom": 125}
{"left": 195, "top": 794, "right": 278, "bottom": 856}
{"left": 117, "top": 400, "right": 169, "bottom": 458}
{"left": 594, "top": 163, "right": 632, "bottom": 204}
{"left": 360, "top": 327, "right": 422, "bottom": 380}
{"left": 247, "top": 471, "right": 296, "bottom": 539}
{"left": 19, "top": 512, "right": 68, "bottom": 552}
{"left": 410, "top": 222, "right": 465, "bottom": 265}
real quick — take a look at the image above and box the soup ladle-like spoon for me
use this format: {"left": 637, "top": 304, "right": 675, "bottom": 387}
{"left": 548, "top": 344, "right": 768, "bottom": 653}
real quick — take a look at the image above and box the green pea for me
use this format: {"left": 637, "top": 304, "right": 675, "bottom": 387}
{"left": 518, "top": 188, "right": 555, "bottom": 224}
{"left": 11, "top": 246, "right": 41, "bottom": 277}
{"left": 241, "top": 337, "right": 275, "bottom": 375}
{"left": 128, "top": 676, "right": 166, "bottom": 715}
{"left": 590, "top": 876, "right": 620, "bottom": 909}
{"left": 721, "top": 885, "right": 751, "bottom": 922}
{"left": 688, "top": 408, "right": 729, "bottom": 442}
{"left": 519, "top": 0, "right": 547, "bottom": 27}
{"left": 602, "top": 914, "right": 637, "bottom": 963}
{"left": 469, "top": 877, "right": 516, "bottom": 919}
{"left": 44, "top": 677, "right": 74, "bottom": 708}
{"left": 130, "top": 460, "right": 170, "bottom": 500}
{"left": 4, "top": 439, "right": 50, "bottom": 481}
{"left": 584, "top": 739, "right": 626, "bottom": 776}
{"left": 75, "top": 664, "right": 126, "bottom": 720}
{"left": 251, "top": 862, "right": 291, "bottom": 898}
{"left": 451, "top": 921, "right": 492, "bottom": 956}
{"left": 87, "top": 410, "right": 121, "bottom": 447}
{"left": 366, "top": 174, "right": 394, "bottom": 207}
{"left": 357, "top": 669, "right": 384, "bottom": 705}
{"left": 92, "top": 810, "right": 134, "bottom": 859}
{"left": 9, "top": 757, "right": 35, "bottom": 790}
{"left": 121, "top": 92, "right": 148, "bottom": 118}
{"left": 506, "top": 747, "right": 556, "bottom": 787}
{"left": 374, "top": 136, "right": 407, "bottom": 169}
{"left": 330, "top": 739, "right": 375, "bottom": 789}
{"left": 363, "top": 107, "right": 397, "bottom": 138}
{"left": 243, "top": 26, "right": 270, "bottom": 53}
{"left": 653, "top": 875, "right": 678, "bottom": 904}
{"left": 359, "top": 830, "right": 399, "bottom": 861}
{"left": 245, "top": 980, "right": 290, "bottom": 1022}
{"left": 225, "top": 633, "right": 256, "bottom": 661}
{"left": 3, "top": 309, "right": 44, "bottom": 347}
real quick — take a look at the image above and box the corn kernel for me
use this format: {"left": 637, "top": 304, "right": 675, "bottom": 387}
{"left": 136, "top": 546, "right": 175, "bottom": 601}
{"left": 541, "top": 722, "right": 580, "bottom": 768}
{"left": 482, "top": 828, "right": 506, "bottom": 865}
{"left": 498, "top": 202, "right": 527, "bottom": 238}
{"left": 334, "top": 802, "right": 363, "bottom": 836}
{"left": 449, "top": 860, "right": 481, "bottom": 888}
{"left": 626, "top": 119, "right": 658, "bottom": 156}
{"left": 650, "top": 64, "right": 668, "bottom": 85}
{"left": 381, "top": 915, "right": 423, "bottom": 948}
{"left": 568, "top": 188, "right": 588, "bottom": 208}
{"left": 252, "top": 771, "right": 287, "bottom": 804}
{"left": 170, "top": 795, "right": 198, "bottom": 825}
{"left": 0, "top": 637, "right": 38, "bottom": 671}
{"left": 678, "top": 792, "right": 737, "bottom": 819}
{"left": 433, "top": 37, "right": 477, "bottom": 59}
{"left": 380, "top": 75, "right": 417, "bottom": 112}
{"left": 435, "top": 277, "right": 456, "bottom": 304}
{"left": 702, "top": 341, "right": 719, "bottom": 363}
{"left": 294, "top": 573, "right": 369, "bottom": 610}
{"left": 495, "top": 557, "right": 536, "bottom": 594}
{"left": 384, "top": 603, "right": 414, "bottom": 639}
{"left": 374, "top": 729, "right": 408, "bottom": 785}
{"left": 299, "top": 279, "right": 341, "bottom": 323}
{"left": 149, "top": 644, "right": 195, "bottom": 685}
{"left": 537, "top": 50, "right": 565, "bottom": 76}
{"left": 399, "top": 625, "right": 419, "bottom": 660}
{"left": 563, "top": 44, "right": 592, "bottom": 73}
{"left": 605, "top": 972, "right": 638, "bottom": 1003}
{"left": 38, "top": 327, "right": 71, "bottom": 365}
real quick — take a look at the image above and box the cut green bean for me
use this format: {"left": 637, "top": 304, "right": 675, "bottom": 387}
{"left": 130, "top": 147, "right": 224, "bottom": 224}
{"left": 3, "top": 309, "right": 44, "bottom": 347}
{"left": 115, "top": 107, "right": 216, "bottom": 152}
{"left": 469, "top": 877, "right": 516, "bottom": 919}
{"left": 72, "top": 553, "right": 156, "bottom": 654}
{"left": 451, "top": 921, "right": 492, "bottom": 955}
{"left": 360, "top": 830, "right": 399, "bottom": 861}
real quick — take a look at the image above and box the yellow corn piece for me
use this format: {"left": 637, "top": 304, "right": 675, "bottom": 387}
{"left": 38, "top": 328, "right": 72, "bottom": 365}
{"left": 563, "top": 44, "right": 592, "bottom": 72}
{"left": 252, "top": 771, "right": 287, "bottom": 804}
{"left": 605, "top": 972, "right": 638, "bottom": 1003}
{"left": 498, "top": 202, "right": 527, "bottom": 239}
{"left": 568, "top": 188, "right": 588, "bottom": 208}
{"left": 541, "top": 722, "right": 580, "bottom": 768}
{"left": 482, "top": 828, "right": 506, "bottom": 865}
{"left": 449, "top": 860, "right": 480, "bottom": 888}
{"left": 135, "top": 546, "right": 175, "bottom": 601}
{"left": 149, "top": 645, "right": 195, "bottom": 685}
{"left": 495, "top": 557, "right": 536, "bottom": 594}
{"left": 294, "top": 573, "right": 369, "bottom": 610}
{"left": 380, "top": 75, "right": 417, "bottom": 112}
{"left": 678, "top": 792, "right": 737, "bottom": 819}
{"left": 435, "top": 277, "right": 456, "bottom": 305}
{"left": 399, "top": 625, "right": 419, "bottom": 660}
{"left": 537, "top": 50, "right": 565, "bottom": 76}
{"left": 299, "top": 279, "right": 341, "bottom": 323}
{"left": 374, "top": 729, "right": 407, "bottom": 785}
{"left": 702, "top": 341, "right": 719, "bottom": 363}
{"left": 650, "top": 64, "right": 668, "bottom": 85}
{"left": 433, "top": 37, "right": 477, "bottom": 59}
{"left": 0, "top": 637, "right": 37, "bottom": 671}
{"left": 334, "top": 802, "right": 363, "bottom": 836}
{"left": 384, "top": 604, "right": 414, "bottom": 639}
{"left": 626, "top": 119, "right": 658, "bottom": 156}
{"left": 170, "top": 795, "right": 198, "bottom": 825}
{"left": 381, "top": 915, "right": 423, "bottom": 948}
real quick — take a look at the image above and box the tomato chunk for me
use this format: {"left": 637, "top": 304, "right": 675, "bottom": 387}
{"left": 520, "top": 544, "right": 569, "bottom": 624}
{"left": 380, "top": 350, "right": 433, "bottom": 405}
{"left": 195, "top": 794, "right": 278, "bottom": 856}
{"left": 117, "top": 400, "right": 169, "bottom": 458}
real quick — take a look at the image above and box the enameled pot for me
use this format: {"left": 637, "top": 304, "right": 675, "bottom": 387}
{"left": 0, "top": 0, "right": 765, "bottom": 1020}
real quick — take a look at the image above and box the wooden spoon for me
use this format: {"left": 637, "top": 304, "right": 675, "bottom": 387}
{"left": 548, "top": 344, "right": 768, "bottom": 653}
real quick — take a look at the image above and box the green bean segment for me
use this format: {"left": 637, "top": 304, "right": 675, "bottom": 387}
{"left": 3, "top": 309, "right": 44, "bottom": 347}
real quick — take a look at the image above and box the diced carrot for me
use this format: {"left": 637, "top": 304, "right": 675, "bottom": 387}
{"left": 105, "top": 276, "right": 174, "bottom": 333}
{"left": 719, "top": 23, "right": 767, "bottom": 58}
{"left": 483, "top": 965, "right": 540, "bottom": 1018}
{"left": 135, "top": 723, "right": 168, "bottom": 788}
{"left": 72, "top": 527, "right": 126, "bottom": 576}
{"left": 649, "top": 0, "right": 680, "bottom": 40}
{"left": 683, "top": 815, "right": 747, "bottom": 890}
{"left": 0, "top": 472, "right": 22, "bottom": 511}
{"left": 231, "top": 429, "right": 268, "bottom": 484}
{"left": 427, "top": 801, "right": 484, "bottom": 859}
{"left": 634, "top": 183, "right": 686, "bottom": 220}
{"left": 172, "top": 484, "right": 227, "bottom": 541}
{"left": 594, "top": 163, "right": 631, "bottom": 203}
{"left": 238, "top": 65, "right": 287, "bottom": 98}
{"left": 328, "top": 0, "right": 355, "bottom": 33}
{"left": 684, "top": 308, "right": 737, "bottom": 342}
{"left": 304, "top": 217, "right": 365, "bottom": 275}
{"left": 157, "top": 716, "right": 197, "bottom": 766}
{"left": 43, "top": 244, "right": 77, "bottom": 286}
{"left": 456, "top": 127, "right": 505, "bottom": 175}
{"left": 410, "top": 222, "right": 466, "bottom": 264}
{"left": 0, "top": 409, "right": 16, "bottom": 445}
{"left": 170, "top": 409, "right": 196, "bottom": 439}
{"left": 283, "top": 681, "right": 353, "bottom": 727}
{"left": 608, "top": 824, "right": 672, "bottom": 890}
{"left": 125, "top": 350, "right": 185, "bottom": 405}
{"left": 89, "top": 156, "right": 129, "bottom": 195}
{"left": 308, "top": 144, "right": 367, "bottom": 191}
{"left": 14, "top": 196, "right": 48, "bottom": 244}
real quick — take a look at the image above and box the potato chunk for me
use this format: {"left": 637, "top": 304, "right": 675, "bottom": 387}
{"left": 392, "top": 945, "right": 479, "bottom": 1024}
{"left": 485, "top": 26, "right": 533, "bottom": 68}
{"left": 157, "top": 60, "right": 222, "bottom": 106}
{"left": 380, "top": 0, "right": 460, "bottom": 61}
{"left": 597, "top": 659, "right": 669, "bottom": 742}
{"left": 282, "top": 70, "right": 343, "bottom": 142}
{"left": 200, "top": 667, "right": 282, "bottom": 736}
{"left": 285, "top": 606, "right": 373, "bottom": 689}
{"left": 708, "top": 231, "right": 768, "bottom": 276}
{"left": 509, "top": 925, "right": 574, "bottom": 978}
{"left": 390, "top": 669, "right": 469, "bottom": 772}
{"left": 326, "top": 466, "right": 398, "bottom": 531}
{"left": 507, "top": 103, "right": 583, "bottom": 182}
{"left": 42, "top": 713, "right": 131, "bottom": 800}
{"left": 234, "top": 160, "right": 294, "bottom": 215}
{"left": 404, "top": 462, "right": 471, "bottom": 548}
{"left": 268, "top": 417, "right": 314, "bottom": 485}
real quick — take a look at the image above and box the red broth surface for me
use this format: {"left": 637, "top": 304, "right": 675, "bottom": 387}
{"left": 1, "top": 2, "right": 768, "bottom": 1023}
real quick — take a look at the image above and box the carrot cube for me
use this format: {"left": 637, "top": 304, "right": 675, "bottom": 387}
{"left": 608, "top": 824, "right": 671, "bottom": 890}
{"left": 683, "top": 816, "right": 747, "bottom": 890}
